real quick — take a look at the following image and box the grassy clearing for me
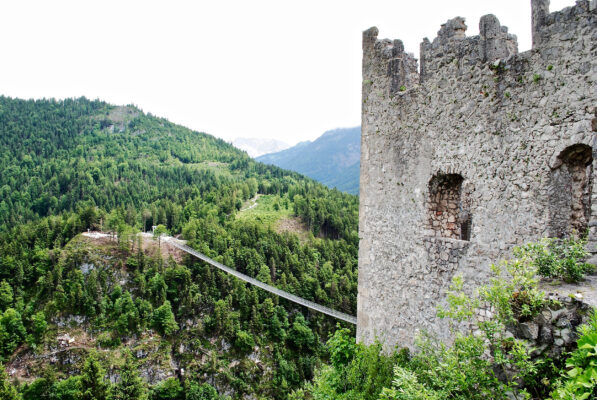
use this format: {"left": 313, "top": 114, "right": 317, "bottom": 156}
{"left": 275, "top": 216, "right": 312, "bottom": 242}
{"left": 236, "top": 194, "right": 293, "bottom": 227}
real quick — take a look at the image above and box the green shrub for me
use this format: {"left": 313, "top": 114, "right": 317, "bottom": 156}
{"left": 150, "top": 377, "right": 183, "bottom": 400}
{"left": 517, "top": 237, "right": 593, "bottom": 283}
{"left": 96, "top": 332, "right": 120, "bottom": 348}
{"left": 380, "top": 334, "right": 506, "bottom": 400}
{"left": 0, "top": 364, "right": 19, "bottom": 400}
{"left": 80, "top": 353, "right": 110, "bottom": 400}
{"left": 551, "top": 311, "right": 597, "bottom": 399}
{"left": 379, "top": 366, "right": 440, "bottom": 400}
{"left": 112, "top": 351, "right": 146, "bottom": 400}
{"left": 29, "top": 311, "right": 48, "bottom": 345}
{"left": 22, "top": 377, "right": 53, "bottom": 400}
{"left": 234, "top": 330, "right": 255, "bottom": 353}
{"left": 0, "top": 308, "right": 27, "bottom": 360}
{"left": 151, "top": 300, "right": 178, "bottom": 336}
{"left": 480, "top": 258, "right": 546, "bottom": 324}
{"left": 52, "top": 376, "right": 82, "bottom": 400}
{"left": 302, "top": 326, "right": 399, "bottom": 400}
{"left": 185, "top": 382, "right": 221, "bottom": 400}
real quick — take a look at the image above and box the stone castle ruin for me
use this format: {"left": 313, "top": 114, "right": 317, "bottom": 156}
{"left": 357, "top": 0, "right": 597, "bottom": 348}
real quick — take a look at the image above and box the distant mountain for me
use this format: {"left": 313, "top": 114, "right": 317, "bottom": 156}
{"left": 256, "top": 127, "right": 360, "bottom": 194}
{"left": 232, "top": 137, "right": 290, "bottom": 157}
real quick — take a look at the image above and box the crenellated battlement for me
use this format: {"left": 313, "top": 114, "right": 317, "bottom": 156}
{"left": 533, "top": 0, "right": 595, "bottom": 47}
{"left": 363, "top": 28, "right": 419, "bottom": 96}
{"left": 420, "top": 14, "right": 517, "bottom": 81}
{"left": 364, "top": 0, "right": 595, "bottom": 91}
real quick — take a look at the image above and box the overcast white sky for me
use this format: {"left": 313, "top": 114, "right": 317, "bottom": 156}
{"left": 0, "top": 0, "right": 574, "bottom": 144}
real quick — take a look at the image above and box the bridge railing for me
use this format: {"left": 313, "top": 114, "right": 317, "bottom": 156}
{"left": 165, "top": 238, "right": 357, "bottom": 325}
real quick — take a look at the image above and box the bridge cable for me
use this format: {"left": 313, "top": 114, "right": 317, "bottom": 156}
{"left": 165, "top": 238, "right": 357, "bottom": 325}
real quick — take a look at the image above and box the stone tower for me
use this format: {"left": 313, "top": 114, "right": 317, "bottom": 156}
{"left": 358, "top": 0, "right": 597, "bottom": 349}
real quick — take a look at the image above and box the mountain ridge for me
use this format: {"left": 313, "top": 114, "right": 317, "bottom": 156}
{"left": 232, "top": 137, "right": 290, "bottom": 157}
{"left": 256, "top": 127, "right": 361, "bottom": 194}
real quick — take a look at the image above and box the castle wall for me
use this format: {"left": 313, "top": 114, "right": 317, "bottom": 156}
{"left": 358, "top": 0, "right": 597, "bottom": 349}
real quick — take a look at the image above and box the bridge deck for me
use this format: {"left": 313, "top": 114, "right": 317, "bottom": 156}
{"left": 165, "top": 238, "right": 357, "bottom": 325}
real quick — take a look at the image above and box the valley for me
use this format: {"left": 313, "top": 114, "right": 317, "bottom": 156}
{"left": 0, "top": 97, "right": 359, "bottom": 399}
{"left": 0, "top": 2, "right": 595, "bottom": 397}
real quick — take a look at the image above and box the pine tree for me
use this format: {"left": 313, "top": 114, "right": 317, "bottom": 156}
{"left": 112, "top": 351, "right": 146, "bottom": 400}
{"left": 0, "top": 364, "right": 19, "bottom": 400}
{"left": 0, "top": 281, "right": 13, "bottom": 311}
{"left": 80, "top": 353, "right": 109, "bottom": 400}
{"left": 0, "top": 308, "right": 27, "bottom": 358}
{"left": 185, "top": 381, "right": 219, "bottom": 400}
{"left": 151, "top": 300, "right": 178, "bottom": 336}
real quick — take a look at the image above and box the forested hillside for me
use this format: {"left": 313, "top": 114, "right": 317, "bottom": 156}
{"left": 256, "top": 127, "right": 361, "bottom": 195}
{"left": 0, "top": 97, "right": 359, "bottom": 399}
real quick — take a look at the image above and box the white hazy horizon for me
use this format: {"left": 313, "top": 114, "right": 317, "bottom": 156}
{"left": 0, "top": 0, "right": 575, "bottom": 145}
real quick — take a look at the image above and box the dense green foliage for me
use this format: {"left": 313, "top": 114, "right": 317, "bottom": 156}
{"left": 0, "top": 363, "right": 19, "bottom": 400}
{"left": 0, "top": 97, "right": 359, "bottom": 399}
{"left": 299, "top": 324, "right": 511, "bottom": 399}
{"left": 0, "top": 97, "right": 235, "bottom": 229}
{"left": 14, "top": 352, "right": 223, "bottom": 400}
{"left": 517, "top": 237, "right": 593, "bottom": 283}
{"left": 293, "top": 239, "right": 593, "bottom": 400}
{"left": 293, "top": 327, "right": 401, "bottom": 400}
{"left": 256, "top": 127, "right": 361, "bottom": 195}
{"left": 81, "top": 353, "right": 110, "bottom": 400}
{"left": 112, "top": 351, "right": 147, "bottom": 400}
{"left": 552, "top": 311, "right": 597, "bottom": 399}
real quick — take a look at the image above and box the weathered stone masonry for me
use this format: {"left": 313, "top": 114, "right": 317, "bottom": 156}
{"left": 357, "top": 0, "right": 597, "bottom": 349}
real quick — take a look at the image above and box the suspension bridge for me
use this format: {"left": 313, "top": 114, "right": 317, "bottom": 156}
{"left": 164, "top": 237, "right": 357, "bottom": 325}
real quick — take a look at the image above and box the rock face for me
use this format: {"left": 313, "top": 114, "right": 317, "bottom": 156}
{"left": 478, "top": 294, "right": 591, "bottom": 381}
{"left": 514, "top": 295, "right": 587, "bottom": 358}
{"left": 358, "top": 1, "right": 597, "bottom": 350}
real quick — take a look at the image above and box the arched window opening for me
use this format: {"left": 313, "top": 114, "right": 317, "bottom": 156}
{"left": 549, "top": 144, "right": 593, "bottom": 238}
{"left": 427, "top": 173, "right": 471, "bottom": 240}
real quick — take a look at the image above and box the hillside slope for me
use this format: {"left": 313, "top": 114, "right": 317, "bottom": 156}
{"left": 256, "top": 127, "right": 361, "bottom": 195}
{"left": 0, "top": 96, "right": 359, "bottom": 399}
{"left": 0, "top": 97, "right": 247, "bottom": 230}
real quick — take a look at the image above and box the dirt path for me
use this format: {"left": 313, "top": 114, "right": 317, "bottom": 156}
{"left": 240, "top": 194, "right": 261, "bottom": 212}
{"left": 82, "top": 231, "right": 112, "bottom": 239}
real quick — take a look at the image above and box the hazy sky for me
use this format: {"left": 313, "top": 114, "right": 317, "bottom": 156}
{"left": 0, "top": 0, "right": 574, "bottom": 144}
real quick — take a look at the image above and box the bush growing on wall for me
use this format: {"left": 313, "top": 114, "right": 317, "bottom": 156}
{"left": 516, "top": 237, "right": 593, "bottom": 283}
